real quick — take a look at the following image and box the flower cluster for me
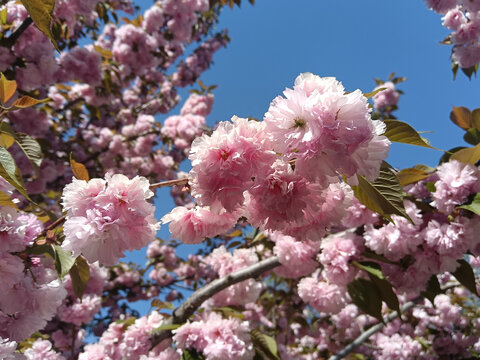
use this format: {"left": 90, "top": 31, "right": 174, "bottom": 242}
{"left": 61, "top": 174, "right": 160, "bottom": 265}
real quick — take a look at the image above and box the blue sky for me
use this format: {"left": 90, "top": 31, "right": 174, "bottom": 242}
{"left": 129, "top": 0, "right": 480, "bottom": 309}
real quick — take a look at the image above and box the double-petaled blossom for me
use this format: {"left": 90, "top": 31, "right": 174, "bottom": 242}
{"left": 62, "top": 174, "right": 160, "bottom": 265}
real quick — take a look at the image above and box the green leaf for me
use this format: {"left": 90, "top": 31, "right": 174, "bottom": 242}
{"left": 363, "top": 87, "right": 385, "bottom": 99}
{"left": 464, "top": 128, "right": 480, "bottom": 145}
{"left": 440, "top": 146, "right": 467, "bottom": 164}
{"left": 153, "top": 323, "right": 182, "bottom": 332}
{"left": 450, "top": 106, "right": 472, "bottom": 130}
{"left": 25, "top": 243, "right": 55, "bottom": 258}
{"left": 425, "top": 182, "right": 436, "bottom": 193}
{"left": 69, "top": 256, "right": 90, "bottom": 298}
{"left": 214, "top": 307, "right": 245, "bottom": 319}
{"left": 361, "top": 250, "right": 399, "bottom": 266}
{"left": 420, "top": 275, "right": 442, "bottom": 305}
{"left": 472, "top": 108, "right": 480, "bottom": 130}
{"left": 0, "top": 146, "right": 29, "bottom": 199}
{"left": 0, "top": 133, "right": 14, "bottom": 149}
{"left": 452, "top": 259, "right": 479, "bottom": 296}
{"left": 53, "top": 245, "right": 76, "bottom": 279}
{"left": 347, "top": 278, "right": 383, "bottom": 323}
{"left": 383, "top": 119, "right": 436, "bottom": 149}
{"left": 450, "top": 143, "right": 480, "bottom": 165}
{"left": 20, "top": 0, "right": 59, "bottom": 51}
{"left": 14, "top": 133, "right": 43, "bottom": 168}
{"left": 0, "top": 73, "right": 16, "bottom": 104}
{"left": 250, "top": 329, "right": 280, "bottom": 360}
{"left": 351, "top": 162, "right": 411, "bottom": 222}
{"left": 181, "top": 349, "right": 205, "bottom": 360}
{"left": 459, "top": 193, "right": 480, "bottom": 215}
{"left": 352, "top": 261, "right": 384, "bottom": 279}
{"left": 369, "top": 274, "right": 401, "bottom": 314}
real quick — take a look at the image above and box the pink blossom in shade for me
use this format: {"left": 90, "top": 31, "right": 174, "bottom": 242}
{"left": 372, "top": 334, "right": 422, "bottom": 360}
{"left": 0, "top": 253, "right": 25, "bottom": 293}
{"left": 363, "top": 201, "right": 423, "bottom": 261}
{"left": 51, "top": 329, "right": 85, "bottom": 353}
{"left": 269, "top": 231, "right": 320, "bottom": 278}
{"left": 57, "top": 294, "right": 102, "bottom": 326}
{"left": 57, "top": 45, "right": 102, "bottom": 85}
{"left": 245, "top": 159, "right": 312, "bottom": 231}
{"left": 464, "top": 0, "right": 480, "bottom": 12}
{"left": 452, "top": 42, "right": 480, "bottom": 68}
{"left": 404, "top": 173, "right": 439, "bottom": 199}
{"left": 23, "top": 339, "right": 64, "bottom": 360}
{"left": 452, "top": 13, "right": 480, "bottom": 44}
{"left": 319, "top": 232, "right": 364, "bottom": 286}
{"left": 205, "top": 246, "right": 262, "bottom": 306}
{"left": 297, "top": 272, "right": 349, "bottom": 314}
{"left": 424, "top": 0, "right": 458, "bottom": 14}
{"left": 146, "top": 242, "right": 179, "bottom": 267}
{"left": 372, "top": 81, "right": 400, "bottom": 109}
{"left": 189, "top": 116, "right": 275, "bottom": 212}
{"left": 434, "top": 159, "right": 480, "bottom": 214}
{"left": 0, "top": 176, "right": 14, "bottom": 197}
{"left": 442, "top": 7, "right": 467, "bottom": 30}
{"left": 61, "top": 174, "right": 160, "bottom": 266}
{"left": 433, "top": 333, "right": 478, "bottom": 358}
{"left": 162, "top": 205, "right": 240, "bottom": 244}
{"left": 0, "top": 47, "right": 15, "bottom": 73}
{"left": 173, "top": 312, "right": 255, "bottom": 360}
{"left": 181, "top": 93, "right": 214, "bottom": 116}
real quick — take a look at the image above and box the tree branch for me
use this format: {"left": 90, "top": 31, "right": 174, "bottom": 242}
{"left": 329, "top": 283, "right": 459, "bottom": 360}
{"left": 4, "top": 17, "right": 33, "bottom": 47}
{"left": 150, "top": 178, "right": 189, "bottom": 189}
{"left": 150, "top": 256, "right": 281, "bottom": 347}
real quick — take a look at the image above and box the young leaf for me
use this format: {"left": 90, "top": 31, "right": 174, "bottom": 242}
{"left": 250, "top": 329, "right": 280, "bottom": 360}
{"left": 450, "top": 143, "right": 480, "bottom": 165}
{"left": 152, "top": 323, "right": 182, "bottom": 332}
{"left": 464, "top": 128, "right": 480, "bottom": 145}
{"left": 472, "top": 108, "right": 480, "bottom": 130}
{"left": 0, "top": 190, "right": 18, "bottom": 209}
{"left": 0, "top": 73, "right": 17, "bottom": 104}
{"left": 459, "top": 193, "right": 480, "bottom": 215}
{"left": 20, "top": 0, "right": 59, "bottom": 51}
{"left": 383, "top": 119, "right": 436, "bottom": 149}
{"left": 397, "top": 167, "right": 432, "bottom": 186}
{"left": 363, "top": 87, "right": 385, "bottom": 99}
{"left": 70, "top": 155, "right": 89, "bottom": 181}
{"left": 452, "top": 259, "right": 479, "bottom": 296}
{"left": 53, "top": 245, "right": 76, "bottom": 279}
{"left": 439, "top": 146, "right": 467, "bottom": 164}
{"left": 351, "top": 162, "right": 411, "bottom": 222}
{"left": 450, "top": 106, "right": 472, "bottom": 130}
{"left": 151, "top": 299, "right": 174, "bottom": 310}
{"left": 214, "top": 307, "right": 245, "bottom": 319}
{"left": 352, "top": 261, "right": 384, "bottom": 279}
{"left": 10, "top": 95, "right": 49, "bottom": 110}
{"left": 181, "top": 349, "right": 205, "bottom": 360}
{"left": 69, "top": 256, "right": 90, "bottom": 299}
{"left": 347, "top": 278, "right": 383, "bottom": 323}
{"left": 0, "top": 133, "right": 14, "bottom": 149}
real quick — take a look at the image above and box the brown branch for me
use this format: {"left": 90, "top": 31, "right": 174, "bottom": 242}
{"left": 38, "top": 215, "right": 66, "bottom": 239}
{"left": 150, "top": 178, "right": 189, "bottom": 189}
{"left": 150, "top": 256, "right": 281, "bottom": 347}
{"left": 3, "top": 17, "right": 33, "bottom": 47}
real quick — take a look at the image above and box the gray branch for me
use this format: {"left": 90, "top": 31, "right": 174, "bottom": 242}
{"left": 150, "top": 255, "right": 281, "bottom": 347}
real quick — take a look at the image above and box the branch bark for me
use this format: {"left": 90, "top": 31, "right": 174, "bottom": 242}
{"left": 329, "top": 283, "right": 459, "bottom": 360}
{"left": 150, "top": 255, "right": 281, "bottom": 347}
{"left": 4, "top": 17, "right": 33, "bottom": 47}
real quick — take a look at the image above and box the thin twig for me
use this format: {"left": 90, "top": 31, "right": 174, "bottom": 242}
{"left": 4, "top": 17, "right": 33, "bottom": 46}
{"left": 38, "top": 215, "right": 66, "bottom": 239}
{"left": 329, "top": 283, "right": 459, "bottom": 360}
{"left": 150, "top": 256, "right": 281, "bottom": 347}
{"left": 150, "top": 178, "right": 189, "bottom": 189}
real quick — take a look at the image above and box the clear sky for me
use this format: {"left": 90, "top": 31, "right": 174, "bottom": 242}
{"left": 128, "top": 0, "right": 480, "bottom": 311}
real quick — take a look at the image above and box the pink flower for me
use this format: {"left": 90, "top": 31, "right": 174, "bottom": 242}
{"left": 269, "top": 231, "right": 320, "bottom": 278}
{"left": 181, "top": 93, "right": 214, "bottom": 116}
{"left": 189, "top": 116, "right": 275, "bottom": 212}
{"left": 442, "top": 7, "right": 467, "bottom": 31}
{"left": 424, "top": 0, "right": 458, "bottom": 14}
{"left": 0, "top": 208, "right": 43, "bottom": 252}
{"left": 452, "top": 42, "right": 480, "bottom": 68}
{"left": 62, "top": 174, "right": 160, "bottom": 266}
{"left": 24, "top": 339, "right": 64, "bottom": 360}
{"left": 162, "top": 206, "right": 239, "bottom": 244}
{"left": 372, "top": 81, "right": 400, "bottom": 109}
{"left": 297, "top": 272, "right": 349, "bottom": 314}
{"left": 433, "top": 159, "right": 480, "bottom": 213}
{"left": 173, "top": 312, "right": 254, "bottom": 360}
